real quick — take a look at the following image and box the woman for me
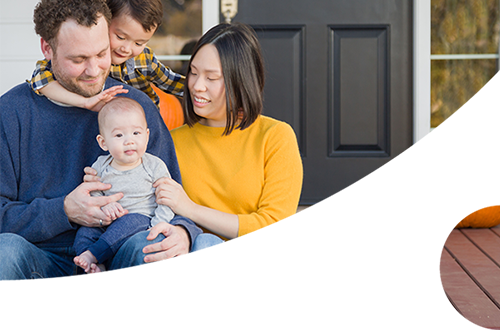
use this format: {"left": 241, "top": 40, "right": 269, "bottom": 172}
{"left": 153, "top": 23, "right": 303, "bottom": 240}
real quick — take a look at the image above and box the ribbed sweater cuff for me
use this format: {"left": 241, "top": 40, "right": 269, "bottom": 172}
{"left": 88, "top": 239, "right": 113, "bottom": 264}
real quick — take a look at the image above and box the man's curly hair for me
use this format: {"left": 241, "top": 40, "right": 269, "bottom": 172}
{"left": 33, "top": 0, "right": 112, "bottom": 48}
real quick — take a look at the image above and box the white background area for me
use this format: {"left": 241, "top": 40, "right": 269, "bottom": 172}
{"left": 0, "top": 0, "right": 41, "bottom": 95}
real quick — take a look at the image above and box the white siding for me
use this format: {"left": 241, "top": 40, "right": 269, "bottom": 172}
{"left": 0, "top": 0, "right": 42, "bottom": 96}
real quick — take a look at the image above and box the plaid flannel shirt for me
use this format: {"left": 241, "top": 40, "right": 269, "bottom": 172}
{"left": 28, "top": 46, "right": 185, "bottom": 108}
{"left": 109, "top": 46, "right": 185, "bottom": 107}
{"left": 29, "top": 59, "right": 55, "bottom": 94}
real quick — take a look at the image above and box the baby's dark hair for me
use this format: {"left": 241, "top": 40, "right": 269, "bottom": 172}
{"left": 106, "top": 0, "right": 163, "bottom": 32}
{"left": 33, "top": 0, "right": 111, "bottom": 48}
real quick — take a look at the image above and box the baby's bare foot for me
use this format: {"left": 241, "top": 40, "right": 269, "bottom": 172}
{"left": 90, "top": 264, "right": 97, "bottom": 273}
{"left": 74, "top": 250, "right": 97, "bottom": 273}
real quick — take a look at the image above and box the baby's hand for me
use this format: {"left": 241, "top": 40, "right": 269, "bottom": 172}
{"left": 101, "top": 202, "right": 128, "bottom": 221}
{"left": 84, "top": 86, "right": 129, "bottom": 112}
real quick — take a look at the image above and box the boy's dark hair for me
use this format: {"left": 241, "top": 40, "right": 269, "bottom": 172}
{"left": 183, "top": 23, "right": 265, "bottom": 135}
{"left": 106, "top": 0, "right": 163, "bottom": 32}
{"left": 33, "top": 0, "right": 111, "bottom": 49}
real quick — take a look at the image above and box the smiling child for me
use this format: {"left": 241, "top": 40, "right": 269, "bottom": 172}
{"left": 28, "top": 0, "right": 184, "bottom": 111}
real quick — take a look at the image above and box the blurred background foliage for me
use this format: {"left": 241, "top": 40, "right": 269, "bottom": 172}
{"left": 432, "top": 0, "right": 498, "bottom": 54}
{"left": 431, "top": 0, "right": 499, "bottom": 127}
{"left": 431, "top": 0, "right": 500, "bottom": 182}
{"left": 156, "top": 0, "right": 202, "bottom": 37}
{"left": 149, "top": 0, "right": 202, "bottom": 75}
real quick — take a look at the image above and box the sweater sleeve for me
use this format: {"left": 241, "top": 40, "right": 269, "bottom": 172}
{"left": 237, "top": 123, "right": 303, "bottom": 329}
{"left": 0, "top": 97, "right": 76, "bottom": 243}
{"left": 237, "top": 122, "right": 303, "bottom": 236}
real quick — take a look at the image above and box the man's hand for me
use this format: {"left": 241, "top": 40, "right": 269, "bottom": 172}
{"left": 64, "top": 181, "right": 123, "bottom": 227}
{"left": 142, "top": 222, "right": 190, "bottom": 262}
{"left": 83, "top": 166, "right": 101, "bottom": 183}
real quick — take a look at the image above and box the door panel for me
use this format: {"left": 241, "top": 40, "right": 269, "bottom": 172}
{"left": 232, "top": 0, "right": 413, "bottom": 204}
{"left": 253, "top": 26, "right": 306, "bottom": 155}
{"left": 329, "top": 26, "right": 390, "bottom": 157}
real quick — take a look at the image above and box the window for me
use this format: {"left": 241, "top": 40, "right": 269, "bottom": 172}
{"left": 148, "top": 0, "right": 211, "bottom": 74}
{"left": 431, "top": 0, "right": 500, "bottom": 183}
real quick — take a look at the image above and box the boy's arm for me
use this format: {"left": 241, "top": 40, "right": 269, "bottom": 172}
{"left": 40, "top": 81, "right": 128, "bottom": 111}
{"left": 40, "top": 81, "right": 91, "bottom": 108}
{"left": 29, "top": 59, "right": 127, "bottom": 111}
{"left": 144, "top": 47, "right": 185, "bottom": 97}
{"left": 29, "top": 59, "right": 87, "bottom": 106}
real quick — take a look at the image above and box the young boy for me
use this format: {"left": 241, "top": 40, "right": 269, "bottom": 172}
{"left": 73, "top": 97, "right": 174, "bottom": 273}
{"left": 29, "top": 0, "right": 184, "bottom": 111}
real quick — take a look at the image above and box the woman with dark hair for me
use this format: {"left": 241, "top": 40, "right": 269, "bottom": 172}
{"left": 151, "top": 23, "right": 303, "bottom": 241}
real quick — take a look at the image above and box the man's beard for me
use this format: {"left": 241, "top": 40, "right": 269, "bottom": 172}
{"left": 51, "top": 58, "right": 110, "bottom": 97}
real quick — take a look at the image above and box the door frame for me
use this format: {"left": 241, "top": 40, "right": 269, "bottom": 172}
{"left": 203, "top": 0, "right": 221, "bottom": 32}
{"left": 414, "top": 0, "right": 431, "bottom": 143}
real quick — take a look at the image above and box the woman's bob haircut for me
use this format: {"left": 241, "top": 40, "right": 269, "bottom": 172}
{"left": 183, "top": 23, "right": 265, "bottom": 135}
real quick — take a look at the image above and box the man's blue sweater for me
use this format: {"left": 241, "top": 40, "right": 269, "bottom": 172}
{"left": 0, "top": 78, "right": 201, "bottom": 248}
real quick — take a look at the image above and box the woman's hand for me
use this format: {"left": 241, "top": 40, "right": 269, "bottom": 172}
{"left": 154, "top": 177, "right": 239, "bottom": 239}
{"left": 153, "top": 177, "right": 195, "bottom": 218}
{"left": 142, "top": 222, "right": 190, "bottom": 261}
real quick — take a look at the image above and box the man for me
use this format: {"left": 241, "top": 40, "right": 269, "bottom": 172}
{"left": 0, "top": 0, "right": 201, "bottom": 279}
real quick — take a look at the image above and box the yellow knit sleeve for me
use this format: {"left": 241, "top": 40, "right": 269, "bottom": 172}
{"left": 238, "top": 123, "right": 303, "bottom": 330}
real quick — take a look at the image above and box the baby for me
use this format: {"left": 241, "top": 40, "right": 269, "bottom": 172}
{"left": 29, "top": 0, "right": 184, "bottom": 111}
{"left": 73, "top": 97, "right": 174, "bottom": 273}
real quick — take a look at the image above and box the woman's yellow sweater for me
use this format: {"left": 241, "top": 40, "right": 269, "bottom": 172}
{"left": 170, "top": 115, "right": 303, "bottom": 238}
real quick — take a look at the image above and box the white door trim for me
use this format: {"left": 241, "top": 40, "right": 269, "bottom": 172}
{"left": 413, "top": 0, "right": 431, "bottom": 143}
{"left": 203, "top": 0, "right": 220, "bottom": 33}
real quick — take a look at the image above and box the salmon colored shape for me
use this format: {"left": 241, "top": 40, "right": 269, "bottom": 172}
{"left": 152, "top": 84, "right": 184, "bottom": 130}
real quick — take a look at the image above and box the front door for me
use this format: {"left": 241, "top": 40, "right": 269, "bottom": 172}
{"left": 231, "top": 1, "right": 413, "bottom": 204}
